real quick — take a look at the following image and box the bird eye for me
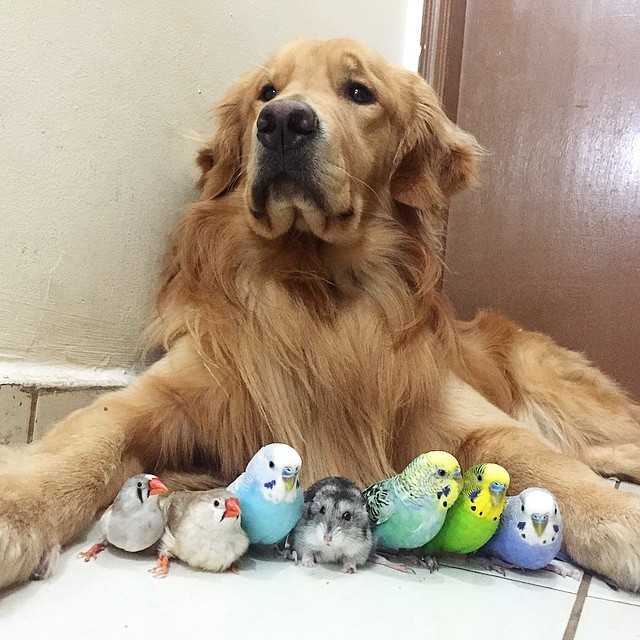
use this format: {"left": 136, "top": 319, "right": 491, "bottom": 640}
{"left": 342, "top": 511, "right": 351, "bottom": 521}
{"left": 521, "top": 504, "right": 525, "bottom": 512}
{"left": 259, "top": 84, "right": 277, "bottom": 102}
{"left": 345, "top": 82, "right": 375, "bottom": 105}
{"left": 477, "top": 475, "right": 483, "bottom": 482}
{"left": 269, "top": 461, "right": 275, "bottom": 469}
{"left": 137, "top": 482, "right": 143, "bottom": 488}
{"left": 555, "top": 508, "right": 558, "bottom": 514}
{"left": 319, "top": 506, "right": 326, "bottom": 515}
{"left": 438, "top": 469, "right": 446, "bottom": 477}
{"left": 213, "top": 500, "right": 220, "bottom": 507}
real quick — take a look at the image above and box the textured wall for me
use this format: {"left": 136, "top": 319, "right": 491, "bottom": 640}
{"left": 0, "top": 0, "right": 409, "bottom": 371}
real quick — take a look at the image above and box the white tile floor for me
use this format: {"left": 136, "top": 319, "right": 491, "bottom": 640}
{"left": 1, "top": 480, "right": 639, "bottom": 640}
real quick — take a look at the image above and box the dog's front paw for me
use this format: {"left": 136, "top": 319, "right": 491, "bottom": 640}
{"left": 0, "top": 483, "right": 58, "bottom": 590}
{"left": 564, "top": 487, "right": 640, "bottom": 592}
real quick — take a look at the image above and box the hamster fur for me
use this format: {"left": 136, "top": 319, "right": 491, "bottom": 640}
{"left": 288, "top": 476, "right": 374, "bottom": 574}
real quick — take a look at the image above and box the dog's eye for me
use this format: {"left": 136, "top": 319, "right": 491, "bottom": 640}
{"left": 259, "top": 84, "right": 277, "bottom": 102}
{"left": 345, "top": 82, "right": 374, "bottom": 105}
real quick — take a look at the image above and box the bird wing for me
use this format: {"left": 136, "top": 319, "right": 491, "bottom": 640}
{"left": 162, "top": 491, "right": 193, "bottom": 532}
{"left": 363, "top": 480, "right": 393, "bottom": 526}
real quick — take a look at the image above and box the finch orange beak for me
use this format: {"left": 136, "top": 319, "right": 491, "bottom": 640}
{"left": 148, "top": 477, "right": 169, "bottom": 496}
{"left": 224, "top": 497, "right": 241, "bottom": 519}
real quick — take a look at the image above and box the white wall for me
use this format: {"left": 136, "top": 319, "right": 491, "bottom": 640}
{"left": 0, "top": 1, "right": 410, "bottom": 375}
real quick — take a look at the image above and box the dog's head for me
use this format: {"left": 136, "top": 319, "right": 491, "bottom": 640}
{"left": 197, "top": 38, "right": 483, "bottom": 244}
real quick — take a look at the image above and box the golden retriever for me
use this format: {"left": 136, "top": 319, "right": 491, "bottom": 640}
{"left": 2, "top": 38, "right": 640, "bottom": 591}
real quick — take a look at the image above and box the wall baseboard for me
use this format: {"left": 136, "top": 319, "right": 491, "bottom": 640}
{"left": 0, "top": 361, "right": 138, "bottom": 390}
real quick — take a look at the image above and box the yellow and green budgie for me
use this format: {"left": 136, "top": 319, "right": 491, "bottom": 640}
{"left": 422, "top": 463, "right": 510, "bottom": 559}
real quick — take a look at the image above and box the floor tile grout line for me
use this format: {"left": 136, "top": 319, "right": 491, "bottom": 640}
{"left": 562, "top": 573, "right": 592, "bottom": 640}
{"left": 442, "top": 563, "right": 581, "bottom": 596}
{"left": 26, "top": 389, "right": 38, "bottom": 444}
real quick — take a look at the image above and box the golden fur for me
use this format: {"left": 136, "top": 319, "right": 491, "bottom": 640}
{"left": 1, "top": 39, "right": 640, "bottom": 592}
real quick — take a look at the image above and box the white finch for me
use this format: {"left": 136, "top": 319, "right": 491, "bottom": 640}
{"left": 149, "top": 488, "right": 249, "bottom": 577}
{"left": 79, "top": 473, "right": 168, "bottom": 560}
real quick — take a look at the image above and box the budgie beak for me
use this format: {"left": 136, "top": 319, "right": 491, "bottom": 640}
{"left": 489, "top": 481, "right": 507, "bottom": 507}
{"left": 282, "top": 467, "right": 297, "bottom": 492}
{"left": 531, "top": 513, "right": 549, "bottom": 536}
{"left": 453, "top": 468, "right": 462, "bottom": 480}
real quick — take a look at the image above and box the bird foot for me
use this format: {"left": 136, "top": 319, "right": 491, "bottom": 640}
{"left": 77, "top": 541, "right": 107, "bottom": 562}
{"left": 341, "top": 562, "right": 357, "bottom": 574}
{"left": 149, "top": 553, "right": 170, "bottom": 578}
{"left": 544, "top": 560, "right": 582, "bottom": 580}
{"left": 228, "top": 563, "right": 240, "bottom": 574}
{"left": 473, "top": 556, "right": 509, "bottom": 576}
{"left": 368, "top": 553, "right": 416, "bottom": 574}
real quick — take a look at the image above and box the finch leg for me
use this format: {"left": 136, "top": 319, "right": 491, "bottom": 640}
{"left": 78, "top": 541, "right": 107, "bottom": 562}
{"left": 368, "top": 553, "right": 416, "bottom": 574}
{"left": 149, "top": 553, "right": 171, "bottom": 578}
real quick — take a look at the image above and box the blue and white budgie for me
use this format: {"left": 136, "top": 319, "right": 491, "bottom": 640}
{"left": 478, "top": 487, "right": 577, "bottom": 578}
{"left": 363, "top": 451, "right": 462, "bottom": 571}
{"left": 228, "top": 443, "right": 304, "bottom": 545}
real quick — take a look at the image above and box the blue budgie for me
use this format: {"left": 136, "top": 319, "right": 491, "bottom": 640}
{"left": 228, "top": 443, "right": 304, "bottom": 545}
{"left": 478, "top": 487, "right": 577, "bottom": 577}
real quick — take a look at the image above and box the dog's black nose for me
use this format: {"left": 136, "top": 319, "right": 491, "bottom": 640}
{"left": 256, "top": 100, "right": 318, "bottom": 152}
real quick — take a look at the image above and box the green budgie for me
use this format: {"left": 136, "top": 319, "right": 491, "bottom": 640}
{"left": 363, "top": 451, "right": 462, "bottom": 554}
{"left": 422, "top": 463, "right": 510, "bottom": 562}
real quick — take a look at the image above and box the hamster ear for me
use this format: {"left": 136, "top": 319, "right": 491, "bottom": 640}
{"left": 196, "top": 68, "right": 262, "bottom": 200}
{"left": 391, "top": 71, "right": 485, "bottom": 213}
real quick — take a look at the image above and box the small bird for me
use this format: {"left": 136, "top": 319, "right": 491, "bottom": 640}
{"left": 478, "top": 487, "right": 564, "bottom": 571}
{"left": 422, "top": 463, "right": 509, "bottom": 564}
{"left": 363, "top": 451, "right": 463, "bottom": 562}
{"left": 227, "top": 443, "right": 304, "bottom": 545}
{"left": 150, "top": 488, "right": 249, "bottom": 577}
{"left": 79, "top": 473, "right": 168, "bottom": 560}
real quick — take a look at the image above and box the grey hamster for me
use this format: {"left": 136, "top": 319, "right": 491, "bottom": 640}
{"left": 288, "top": 476, "right": 374, "bottom": 574}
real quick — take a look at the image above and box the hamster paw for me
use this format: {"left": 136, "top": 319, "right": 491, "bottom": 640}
{"left": 301, "top": 553, "right": 316, "bottom": 568}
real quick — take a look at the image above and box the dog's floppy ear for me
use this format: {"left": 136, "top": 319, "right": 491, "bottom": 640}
{"left": 197, "top": 69, "right": 261, "bottom": 200}
{"left": 391, "top": 72, "right": 485, "bottom": 212}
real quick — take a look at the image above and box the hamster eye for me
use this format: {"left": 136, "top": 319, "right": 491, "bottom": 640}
{"left": 437, "top": 469, "right": 446, "bottom": 477}
{"left": 319, "top": 506, "right": 326, "bottom": 515}
{"left": 477, "top": 475, "right": 483, "bottom": 482}
{"left": 342, "top": 511, "right": 351, "bottom": 521}
{"left": 137, "top": 482, "right": 143, "bottom": 488}
{"left": 213, "top": 500, "right": 220, "bottom": 507}
{"left": 269, "top": 461, "right": 275, "bottom": 469}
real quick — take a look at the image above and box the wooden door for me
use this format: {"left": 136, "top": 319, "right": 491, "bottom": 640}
{"left": 434, "top": 0, "right": 640, "bottom": 399}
